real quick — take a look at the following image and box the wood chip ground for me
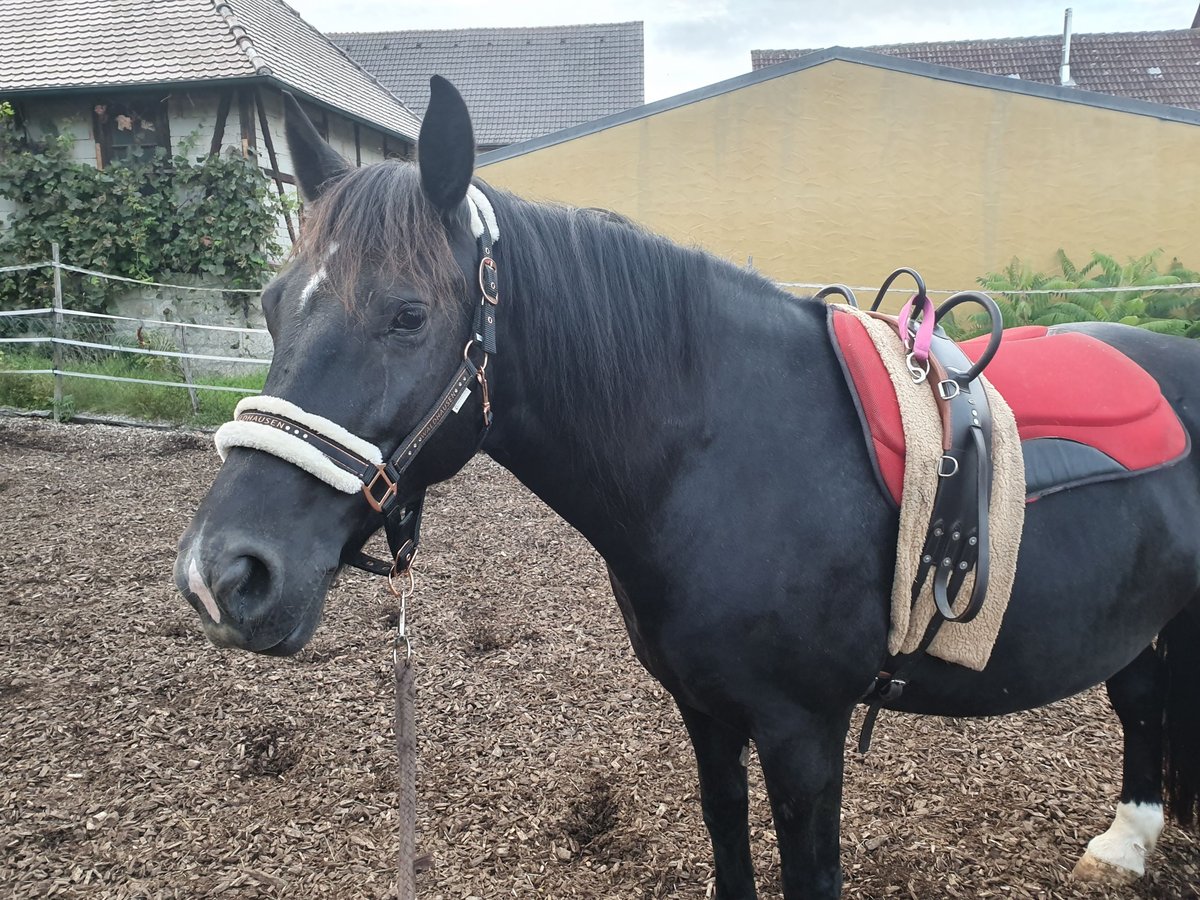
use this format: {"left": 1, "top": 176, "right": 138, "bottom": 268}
{"left": 1, "top": 418, "right": 1197, "bottom": 899}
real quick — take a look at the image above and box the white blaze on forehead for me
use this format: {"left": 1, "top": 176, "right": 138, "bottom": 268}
{"left": 187, "top": 557, "right": 222, "bottom": 624}
{"left": 296, "top": 242, "right": 339, "bottom": 311}
{"left": 1083, "top": 801, "right": 1164, "bottom": 876}
{"left": 297, "top": 266, "right": 326, "bottom": 311}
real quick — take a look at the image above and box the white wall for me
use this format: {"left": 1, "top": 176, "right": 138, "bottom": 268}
{"left": 3, "top": 86, "right": 411, "bottom": 263}
{"left": 2, "top": 96, "right": 96, "bottom": 228}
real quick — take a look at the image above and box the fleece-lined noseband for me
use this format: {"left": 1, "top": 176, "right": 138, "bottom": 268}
{"left": 213, "top": 185, "right": 500, "bottom": 576}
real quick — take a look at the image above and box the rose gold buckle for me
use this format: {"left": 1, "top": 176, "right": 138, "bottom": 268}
{"left": 478, "top": 257, "right": 499, "bottom": 305}
{"left": 363, "top": 464, "right": 398, "bottom": 512}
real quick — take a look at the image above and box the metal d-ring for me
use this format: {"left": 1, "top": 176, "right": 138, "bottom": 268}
{"left": 938, "top": 455, "right": 960, "bottom": 477}
{"left": 937, "top": 379, "right": 961, "bottom": 400}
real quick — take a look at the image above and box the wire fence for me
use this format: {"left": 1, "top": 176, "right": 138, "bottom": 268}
{"left": 4, "top": 246, "right": 1200, "bottom": 426}
{"left": 0, "top": 246, "right": 272, "bottom": 425}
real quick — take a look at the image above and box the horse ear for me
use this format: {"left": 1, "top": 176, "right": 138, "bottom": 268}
{"left": 283, "top": 92, "right": 349, "bottom": 202}
{"left": 418, "top": 76, "right": 475, "bottom": 214}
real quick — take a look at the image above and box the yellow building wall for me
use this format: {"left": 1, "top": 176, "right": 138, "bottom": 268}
{"left": 478, "top": 59, "right": 1200, "bottom": 303}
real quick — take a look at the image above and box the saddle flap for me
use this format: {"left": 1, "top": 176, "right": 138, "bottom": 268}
{"left": 831, "top": 317, "right": 1189, "bottom": 504}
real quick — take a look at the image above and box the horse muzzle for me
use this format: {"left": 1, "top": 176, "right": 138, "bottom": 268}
{"left": 174, "top": 520, "right": 331, "bottom": 656}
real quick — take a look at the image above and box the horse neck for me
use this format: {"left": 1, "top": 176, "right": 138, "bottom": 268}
{"left": 481, "top": 201, "right": 820, "bottom": 556}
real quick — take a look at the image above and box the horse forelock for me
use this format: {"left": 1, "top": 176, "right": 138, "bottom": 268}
{"left": 292, "top": 161, "right": 466, "bottom": 311}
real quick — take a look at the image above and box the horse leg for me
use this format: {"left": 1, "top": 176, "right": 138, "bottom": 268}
{"left": 756, "top": 708, "right": 850, "bottom": 899}
{"left": 1072, "top": 645, "right": 1165, "bottom": 883}
{"left": 678, "top": 702, "right": 757, "bottom": 900}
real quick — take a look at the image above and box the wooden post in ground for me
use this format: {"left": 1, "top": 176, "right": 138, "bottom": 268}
{"left": 177, "top": 325, "right": 200, "bottom": 416}
{"left": 51, "top": 242, "right": 64, "bottom": 421}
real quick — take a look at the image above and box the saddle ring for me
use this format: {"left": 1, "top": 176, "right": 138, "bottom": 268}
{"left": 938, "top": 455, "right": 960, "bottom": 478}
{"left": 906, "top": 352, "right": 930, "bottom": 385}
{"left": 937, "top": 380, "right": 961, "bottom": 400}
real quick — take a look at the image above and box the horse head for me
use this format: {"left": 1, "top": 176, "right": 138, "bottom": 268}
{"left": 175, "top": 78, "right": 490, "bottom": 654}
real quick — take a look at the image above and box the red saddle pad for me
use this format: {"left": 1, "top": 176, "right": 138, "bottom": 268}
{"left": 830, "top": 318, "right": 1190, "bottom": 504}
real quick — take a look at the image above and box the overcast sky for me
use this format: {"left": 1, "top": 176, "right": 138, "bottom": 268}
{"left": 291, "top": 0, "right": 1197, "bottom": 101}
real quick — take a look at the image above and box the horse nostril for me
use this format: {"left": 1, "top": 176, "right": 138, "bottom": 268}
{"left": 213, "top": 554, "right": 273, "bottom": 612}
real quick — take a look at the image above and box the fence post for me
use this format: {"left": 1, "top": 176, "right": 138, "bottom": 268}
{"left": 51, "top": 242, "right": 64, "bottom": 421}
{"left": 177, "top": 325, "right": 200, "bottom": 416}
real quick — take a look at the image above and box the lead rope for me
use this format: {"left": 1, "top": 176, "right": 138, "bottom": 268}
{"left": 390, "top": 561, "right": 419, "bottom": 899}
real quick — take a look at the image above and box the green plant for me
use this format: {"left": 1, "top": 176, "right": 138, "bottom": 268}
{"left": 53, "top": 393, "right": 75, "bottom": 423}
{"left": 0, "top": 348, "right": 264, "bottom": 426}
{"left": 954, "top": 250, "right": 1200, "bottom": 339}
{"left": 0, "top": 119, "right": 285, "bottom": 315}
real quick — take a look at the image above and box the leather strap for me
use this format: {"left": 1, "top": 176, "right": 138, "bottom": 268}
{"left": 912, "top": 329, "right": 994, "bottom": 623}
{"left": 345, "top": 212, "right": 498, "bottom": 576}
{"left": 842, "top": 279, "right": 1004, "bottom": 752}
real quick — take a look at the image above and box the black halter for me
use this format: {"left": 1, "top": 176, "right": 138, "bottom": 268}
{"left": 348, "top": 212, "right": 499, "bottom": 577}
{"left": 229, "top": 208, "right": 499, "bottom": 579}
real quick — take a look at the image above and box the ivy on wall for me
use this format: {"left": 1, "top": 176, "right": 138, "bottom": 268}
{"left": 0, "top": 106, "right": 290, "bottom": 313}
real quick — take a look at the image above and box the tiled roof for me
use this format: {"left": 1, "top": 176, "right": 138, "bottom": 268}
{"left": 332, "top": 22, "right": 644, "bottom": 147}
{"left": 0, "top": 0, "right": 420, "bottom": 140}
{"left": 752, "top": 29, "right": 1200, "bottom": 110}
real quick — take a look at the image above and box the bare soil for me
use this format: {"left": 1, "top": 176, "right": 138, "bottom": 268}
{"left": 0, "top": 417, "right": 1197, "bottom": 899}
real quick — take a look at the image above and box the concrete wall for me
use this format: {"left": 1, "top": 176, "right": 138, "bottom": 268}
{"left": 478, "top": 58, "right": 1200, "bottom": 302}
{"left": 109, "top": 277, "right": 273, "bottom": 373}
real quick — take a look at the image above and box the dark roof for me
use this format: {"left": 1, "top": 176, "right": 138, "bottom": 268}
{"left": 752, "top": 28, "right": 1200, "bottom": 110}
{"left": 0, "top": 0, "right": 420, "bottom": 140}
{"left": 479, "top": 46, "right": 1200, "bottom": 167}
{"left": 331, "top": 22, "right": 644, "bottom": 146}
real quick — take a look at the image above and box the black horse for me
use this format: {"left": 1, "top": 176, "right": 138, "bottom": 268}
{"left": 176, "top": 78, "right": 1200, "bottom": 897}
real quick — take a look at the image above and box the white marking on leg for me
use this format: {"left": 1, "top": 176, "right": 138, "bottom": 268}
{"left": 187, "top": 557, "right": 222, "bottom": 624}
{"left": 1084, "top": 801, "right": 1164, "bottom": 877}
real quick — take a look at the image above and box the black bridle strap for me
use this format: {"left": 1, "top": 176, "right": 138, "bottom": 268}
{"left": 218, "top": 187, "right": 500, "bottom": 579}
{"left": 226, "top": 408, "right": 382, "bottom": 484}
{"left": 346, "top": 200, "right": 499, "bottom": 576}
{"left": 359, "top": 354, "right": 485, "bottom": 512}
{"left": 345, "top": 355, "right": 485, "bottom": 577}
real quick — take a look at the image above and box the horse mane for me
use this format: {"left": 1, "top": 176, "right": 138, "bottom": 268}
{"left": 490, "top": 188, "right": 787, "bottom": 443}
{"left": 294, "top": 161, "right": 465, "bottom": 310}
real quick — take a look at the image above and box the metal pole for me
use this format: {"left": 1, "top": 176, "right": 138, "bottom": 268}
{"left": 177, "top": 325, "right": 200, "bottom": 416}
{"left": 51, "top": 242, "right": 64, "bottom": 421}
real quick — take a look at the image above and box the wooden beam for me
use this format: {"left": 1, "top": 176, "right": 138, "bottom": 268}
{"left": 209, "top": 90, "right": 232, "bottom": 156}
{"left": 254, "top": 89, "right": 296, "bottom": 245}
{"left": 353, "top": 122, "right": 361, "bottom": 167}
{"left": 158, "top": 93, "right": 172, "bottom": 155}
{"left": 237, "top": 89, "right": 256, "bottom": 157}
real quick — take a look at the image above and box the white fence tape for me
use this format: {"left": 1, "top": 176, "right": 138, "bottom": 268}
{"left": 0, "top": 335, "right": 270, "bottom": 365}
{"left": 55, "top": 263, "right": 263, "bottom": 293}
{"left": 776, "top": 280, "right": 1200, "bottom": 295}
{"left": 3, "top": 256, "right": 1199, "bottom": 412}
{"left": 39, "top": 370, "right": 259, "bottom": 394}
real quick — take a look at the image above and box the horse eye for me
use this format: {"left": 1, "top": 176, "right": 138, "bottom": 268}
{"left": 390, "top": 304, "right": 427, "bottom": 333}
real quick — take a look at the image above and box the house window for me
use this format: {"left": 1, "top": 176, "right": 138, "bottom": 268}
{"left": 93, "top": 95, "right": 171, "bottom": 166}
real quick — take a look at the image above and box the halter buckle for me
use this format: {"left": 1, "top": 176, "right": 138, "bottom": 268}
{"left": 363, "top": 463, "right": 398, "bottom": 513}
{"left": 479, "top": 257, "right": 499, "bottom": 305}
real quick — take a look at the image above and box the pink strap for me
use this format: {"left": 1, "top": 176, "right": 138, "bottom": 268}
{"left": 897, "top": 293, "right": 936, "bottom": 363}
